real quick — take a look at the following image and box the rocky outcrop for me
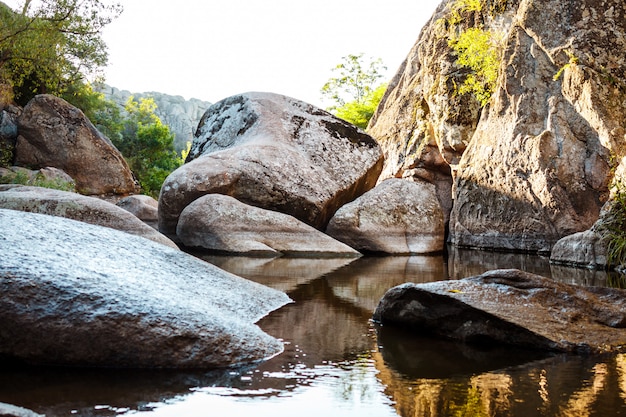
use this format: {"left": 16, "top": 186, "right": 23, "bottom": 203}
{"left": 326, "top": 178, "right": 445, "bottom": 254}
{"left": 374, "top": 269, "right": 626, "bottom": 353}
{"left": 0, "top": 403, "right": 43, "bottom": 417}
{"left": 116, "top": 194, "right": 159, "bottom": 229}
{"left": 369, "top": 0, "right": 626, "bottom": 253}
{"left": 0, "top": 186, "right": 177, "bottom": 249}
{"left": 97, "top": 84, "right": 211, "bottom": 152}
{"left": 0, "top": 208, "right": 291, "bottom": 368}
{"left": 177, "top": 194, "right": 360, "bottom": 257}
{"left": 14, "top": 94, "right": 139, "bottom": 196}
{"left": 159, "top": 92, "right": 384, "bottom": 237}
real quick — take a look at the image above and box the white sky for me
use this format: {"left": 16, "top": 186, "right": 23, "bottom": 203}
{"left": 6, "top": 0, "right": 442, "bottom": 108}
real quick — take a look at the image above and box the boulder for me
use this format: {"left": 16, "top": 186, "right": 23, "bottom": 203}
{"left": 550, "top": 230, "right": 607, "bottom": 269}
{"left": 14, "top": 94, "right": 139, "bottom": 195}
{"left": 373, "top": 269, "right": 626, "bottom": 353}
{"left": 159, "top": 92, "right": 384, "bottom": 237}
{"left": 326, "top": 178, "right": 445, "bottom": 254}
{"left": 0, "top": 208, "right": 291, "bottom": 368}
{"left": 116, "top": 194, "right": 159, "bottom": 229}
{"left": 0, "top": 403, "right": 43, "bottom": 417}
{"left": 0, "top": 186, "right": 177, "bottom": 249}
{"left": 177, "top": 194, "right": 360, "bottom": 257}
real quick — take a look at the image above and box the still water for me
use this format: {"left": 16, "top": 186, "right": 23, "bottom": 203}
{"left": 1, "top": 248, "right": 625, "bottom": 416}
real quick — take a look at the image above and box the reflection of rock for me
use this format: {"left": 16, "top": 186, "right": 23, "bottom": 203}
{"left": 447, "top": 246, "right": 553, "bottom": 280}
{"left": 374, "top": 269, "right": 626, "bottom": 353}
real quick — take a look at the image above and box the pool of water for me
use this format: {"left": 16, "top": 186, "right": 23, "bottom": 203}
{"left": 1, "top": 248, "right": 625, "bottom": 416}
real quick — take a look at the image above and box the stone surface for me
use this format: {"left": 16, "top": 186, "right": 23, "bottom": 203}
{"left": 550, "top": 230, "right": 607, "bottom": 269}
{"left": 369, "top": 0, "right": 625, "bottom": 252}
{"left": 326, "top": 178, "right": 445, "bottom": 254}
{"left": 0, "top": 208, "right": 291, "bottom": 368}
{"left": 116, "top": 194, "right": 159, "bottom": 229}
{"left": 159, "top": 92, "right": 384, "bottom": 237}
{"left": 0, "top": 402, "right": 43, "bottom": 417}
{"left": 0, "top": 186, "right": 177, "bottom": 249}
{"left": 14, "top": 94, "right": 139, "bottom": 195}
{"left": 177, "top": 194, "right": 360, "bottom": 257}
{"left": 374, "top": 269, "right": 626, "bottom": 353}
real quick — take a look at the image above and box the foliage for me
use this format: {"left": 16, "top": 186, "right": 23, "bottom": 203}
{"left": 334, "top": 83, "right": 387, "bottom": 129}
{"left": 321, "top": 53, "right": 387, "bottom": 128}
{"left": 553, "top": 50, "right": 579, "bottom": 81}
{"left": 0, "top": 170, "right": 75, "bottom": 191}
{"left": 111, "top": 96, "right": 182, "bottom": 197}
{"left": 599, "top": 180, "right": 626, "bottom": 271}
{"left": 0, "top": 0, "right": 122, "bottom": 105}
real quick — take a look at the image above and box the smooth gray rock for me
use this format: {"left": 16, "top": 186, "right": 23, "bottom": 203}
{"left": 159, "top": 92, "right": 384, "bottom": 237}
{"left": 116, "top": 194, "right": 159, "bottom": 229}
{"left": 177, "top": 194, "right": 360, "bottom": 257}
{"left": 0, "top": 403, "right": 43, "bottom": 417}
{"left": 373, "top": 269, "right": 626, "bottom": 353}
{"left": 0, "top": 186, "right": 177, "bottom": 249}
{"left": 0, "top": 209, "right": 291, "bottom": 368}
{"left": 326, "top": 178, "right": 445, "bottom": 254}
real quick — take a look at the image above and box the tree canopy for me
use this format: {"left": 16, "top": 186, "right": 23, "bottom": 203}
{"left": 321, "top": 53, "right": 387, "bottom": 129}
{"left": 0, "top": 0, "right": 122, "bottom": 106}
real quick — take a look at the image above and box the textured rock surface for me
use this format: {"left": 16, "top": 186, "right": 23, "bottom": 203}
{"left": 550, "top": 230, "right": 607, "bottom": 268}
{"left": 177, "top": 194, "right": 360, "bottom": 256}
{"left": 159, "top": 92, "right": 384, "bottom": 237}
{"left": 374, "top": 269, "right": 626, "bottom": 353}
{"left": 0, "top": 209, "right": 291, "bottom": 368}
{"left": 116, "top": 194, "right": 159, "bottom": 229}
{"left": 369, "top": 0, "right": 625, "bottom": 252}
{"left": 14, "top": 95, "right": 139, "bottom": 195}
{"left": 0, "top": 186, "right": 177, "bottom": 249}
{"left": 0, "top": 402, "right": 43, "bottom": 417}
{"left": 326, "top": 178, "right": 445, "bottom": 254}
{"left": 98, "top": 84, "right": 211, "bottom": 152}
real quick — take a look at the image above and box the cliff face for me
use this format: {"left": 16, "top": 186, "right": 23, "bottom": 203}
{"left": 98, "top": 85, "right": 211, "bottom": 152}
{"left": 368, "top": 0, "right": 626, "bottom": 252}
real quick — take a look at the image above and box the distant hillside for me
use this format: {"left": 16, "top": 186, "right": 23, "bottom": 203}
{"left": 97, "top": 85, "right": 211, "bottom": 152}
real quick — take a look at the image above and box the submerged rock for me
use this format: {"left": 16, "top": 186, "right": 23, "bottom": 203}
{"left": 326, "top": 178, "right": 445, "bottom": 254}
{"left": 159, "top": 92, "right": 383, "bottom": 237}
{"left": 374, "top": 269, "right": 626, "bottom": 353}
{"left": 0, "top": 186, "right": 177, "bottom": 249}
{"left": 0, "top": 209, "right": 291, "bottom": 368}
{"left": 177, "top": 194, "right": 360, "bottom": 257}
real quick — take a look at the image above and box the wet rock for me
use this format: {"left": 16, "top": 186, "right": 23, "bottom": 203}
{"left": 159, "top": 92, "right": 384, "bottom": 237}
{"left": 14, "top": 94, "right": 139, "bottom": 195}
{"left": 0, "top": 186, "right": 177, "bottom": 249}
{"left": 0, "top": 209, "right": 291, "bottom": 368}
{"left": 177, "top": 194, "right": 360, "bottom": 257}
{"left": 116, "top": 194, "right": 159, "bottom": 229}
{"left": 0, "top": 402, "right": 43, "bottom": 417}
{"left": 373, "top": 269, "right": 626, "bottom": 353}
{"left": 326, "top": 178, "right": 445, "bottom": 254}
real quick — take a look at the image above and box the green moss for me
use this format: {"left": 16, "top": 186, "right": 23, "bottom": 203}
{"left": 0, "top": 170, "right": 76, "bottom": 192}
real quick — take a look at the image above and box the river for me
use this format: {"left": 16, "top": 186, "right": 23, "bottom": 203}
{"left": 1, "top": 248, "right": 625, "bottom": 416}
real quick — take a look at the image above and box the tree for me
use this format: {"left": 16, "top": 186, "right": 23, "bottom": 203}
{"left": 321, "top": 53, "right": 387, "bottom": 129}
{"left": 0, "top": 0, "right": 122, "bottom": 106}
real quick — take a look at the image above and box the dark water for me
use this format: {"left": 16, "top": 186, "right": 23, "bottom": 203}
{"left": 1, "top": 248, "right": 625, "bottom": 416}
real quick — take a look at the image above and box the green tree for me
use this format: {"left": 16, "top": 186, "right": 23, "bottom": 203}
{"left": 321, "top": 53, "right": 387, "bottom": 129}
{"left": 0, "top": 0, "right": 122, "bottom": 106}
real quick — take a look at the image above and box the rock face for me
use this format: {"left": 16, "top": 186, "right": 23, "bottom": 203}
{"left": 0, "top": 186, "right": 177, "bottom": 249}
{"left": 0, "top": 402, "right": 43, "bottom": 417}
{"left": 326, "top": 178, "right": 445, "bottom": 254}
{"left": 116, "top": 194, "right": 160, "bottom": 229}
{"left": 14, "top": 94, "right": 139, "bottom": 195}
{"left": 373, "top": 269, "right": 626, "bottom": 353}
{"left": 369, "top": 0, "right": 625, "bottom": 252}
{"left": 0, "top": 208, "right": 291, "bottom": 368}
{"left": 159, "top": 92, "right": 384, "bottom": 237}
{"left": 97, "top": 84, "right": 211, "bottom": 152}
{"left": 177, "top": 194, "right": 360, "bottom": 257}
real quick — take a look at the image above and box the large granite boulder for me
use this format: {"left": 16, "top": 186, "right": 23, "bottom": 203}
{"left": 326, "top": 178, "right": 445, "bottom": 254}
{"left": 0, "top": 186, "right": 177, "bottom": 249}
{"left": 116, "top": 194, "right": 160, "bottom": 229}
{"left": 14, "top": 94, "right": 139, "bottom": 195}
{"left": 159, "top": 92, "right": 384, "bottom": 237}
{"left": 373, "top": 269, "right": 626, "bottom": 353}
{"left": 0, "top": 209, "right": 291, "bottom": 368}
{"left": 177, "top": 194, "right": 360, "bottom": 257}
{"left": 369, "top": 0, "right": 625, "bottom": 252}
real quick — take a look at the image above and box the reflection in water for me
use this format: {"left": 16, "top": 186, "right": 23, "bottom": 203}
{"left": 1, "top": 253, "right": 625, "bottom": 416}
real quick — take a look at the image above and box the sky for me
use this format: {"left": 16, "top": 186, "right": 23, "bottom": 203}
{"left": 6, "top": 0, "right": 443, "bottom": 108}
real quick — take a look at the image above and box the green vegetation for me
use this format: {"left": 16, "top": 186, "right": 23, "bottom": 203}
{"left": 321, "top": 53, "right": 387, "bottom": 129}
{"left": 0, "top": 170, "right": 76, "bottom": 192}
{"left": 0, "top": 0, "right": 122, "bottom": 106}
{"left": 553, "top": 50, "right": 579, "bottom": 81}
{"left": 599, "top": 181, "right": 626, "bottom": 272}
